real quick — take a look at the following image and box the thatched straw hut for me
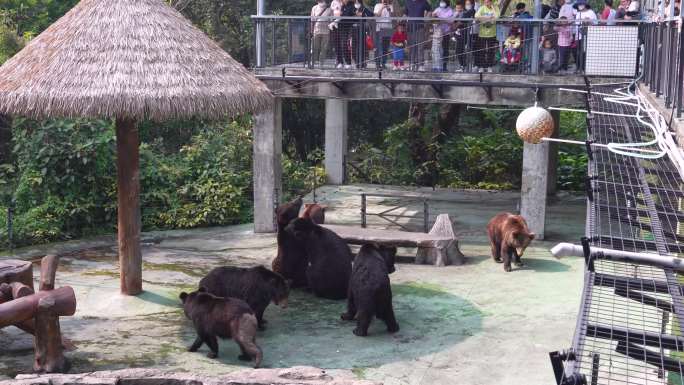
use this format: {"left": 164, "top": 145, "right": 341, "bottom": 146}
{"left": 0, "top": 0, "right": 273, "bottom": 295}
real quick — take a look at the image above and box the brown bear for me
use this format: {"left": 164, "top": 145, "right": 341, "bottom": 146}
{"left": 199, "top": 265, "right": 289, "bottom": 330}
{"left": 272, "top": 197, "right": 309, "bottom": 288}
{"left": 285, "top": 217, "right": 353, "bottom": 300}
{"left": 300, "top": 203, "right": 326, "bottom": 224}
{"left": 486, "top": 212, "right": 535, "bottom": 272}
{"left": 342, "top": 244, "right": 399, "bottom": 336}
{"left": 179, "top": 288, "right": 262, "bottom": 367}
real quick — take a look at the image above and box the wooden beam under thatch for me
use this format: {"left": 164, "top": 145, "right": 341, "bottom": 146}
{"left": 0, "top": 0, "right": 273, "bottom": 295}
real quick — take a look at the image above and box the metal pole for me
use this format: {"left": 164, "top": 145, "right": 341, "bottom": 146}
{"left": 423, "top": 200, "right": 429, "bottom": 233}
{"left": 256, "top": 0, "right": 265, "bottom": 67}
{"left": 531, "top": 1, "right": 542, "bottom": 74}
{"left": 361, "top": 194, "right": 367, "bottom": 228}
{"left": 6, "top": 205, "right": 13, "bottom": 250}
{"left": 678, "top": 16, "right": 684, "bottom": 117}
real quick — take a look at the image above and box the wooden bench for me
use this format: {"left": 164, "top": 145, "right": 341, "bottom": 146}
{"left": 322, "top": 214, "right": 465, "bottom": 266}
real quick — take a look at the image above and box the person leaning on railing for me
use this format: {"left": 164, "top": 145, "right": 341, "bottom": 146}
{"left": 311, "top": 0, "right": 333, "bottom": 66}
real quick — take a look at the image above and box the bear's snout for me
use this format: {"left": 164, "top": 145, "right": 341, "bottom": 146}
{"left": 276, "top": 297, "right": 288, "bottom": 309}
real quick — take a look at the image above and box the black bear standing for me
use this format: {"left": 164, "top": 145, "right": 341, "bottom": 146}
{"left": 285, "top": 217, "right": 352, "bottom": 300}
{"left": 342, "top": 244, "right": 400, "bottom": 336}
{"left": 272, "top": 197, "right": 309, "bottom": 288}
{"left": 179, "top": 288, "right": 262, "bottom": 367}
{"left": 199, "top": 265, "right": 289, "bottom": 330}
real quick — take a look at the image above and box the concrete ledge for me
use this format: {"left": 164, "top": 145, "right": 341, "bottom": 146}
{"left": 255, "top": 67, "right": 627, "bottom": 106}
{"left": 638, "top": 83, "right": 684, "bottom": 150}
{"left": 3, "top": 367, "right": 380, "bottom": 385}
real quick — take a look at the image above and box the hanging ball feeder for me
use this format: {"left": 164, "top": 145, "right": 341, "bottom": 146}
{"left": 516, "top": 106, "right": 555, "bottom": 144}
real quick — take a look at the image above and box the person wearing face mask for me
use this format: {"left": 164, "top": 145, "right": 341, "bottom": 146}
{"left": 351, "top": 0, "right": 373, "bottom": 68}
{"left": 374, "top": 0, "right": 394, "bottom": 69}
{"left": 432, "top": 0, "right": 455, "bottom": 71}
{"left": 311, "top": 0, "right": 333, "bottom": 66}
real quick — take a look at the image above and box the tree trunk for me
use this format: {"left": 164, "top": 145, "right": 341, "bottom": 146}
{"left": 0, "top": 114, "right": 11, "bottom": 166}
{"left": 115, "top": 119, "right": 142, "bottom": 296}
{"left": 407, "top": 103, "right": 431, "bottom": 186}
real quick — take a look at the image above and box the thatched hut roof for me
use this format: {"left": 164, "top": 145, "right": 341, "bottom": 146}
{"left": 0, "top": 0, "right": 273, "bottom": 121}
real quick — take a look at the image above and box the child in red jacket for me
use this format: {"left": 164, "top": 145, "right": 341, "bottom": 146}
{"left": 390, "top": 23, "right": 408, "bottom": 70}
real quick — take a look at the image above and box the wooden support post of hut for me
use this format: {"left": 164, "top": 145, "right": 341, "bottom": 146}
{"left": 0, "top": 0, "right": 272, "bottom": 296}
{"left": 115, "top": 119, "right": 142, "bottom": 295}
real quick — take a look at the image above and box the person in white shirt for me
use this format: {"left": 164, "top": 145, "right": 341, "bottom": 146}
{"left": 574, "top": 0, "right": 597, "bottom": 71}
{"left": 374, "top": 0, "right": 394, "bottom": 69}
{"left": 330, "top": 0, "right": 344, "bottom": 67}
{"left": 311, "top": 0, "right": 333, "bottom": 65}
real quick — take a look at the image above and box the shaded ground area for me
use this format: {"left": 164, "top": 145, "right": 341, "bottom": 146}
{"left": 0, "top": 185, "right": 586, "bottom": 385}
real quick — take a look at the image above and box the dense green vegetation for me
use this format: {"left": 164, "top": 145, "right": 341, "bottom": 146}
{"left": 0, "top": 1, "right": 588, "bottom": 249}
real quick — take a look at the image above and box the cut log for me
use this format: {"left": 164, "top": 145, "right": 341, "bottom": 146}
{"left": 116, "top": 118, "right": 143, "bottom": 296}
{"left": 0, "top": 260, "right": 34, "bottom": 290}
{"left": 0, "top": 286, "right": 76, "bottom": 328}
{"left": 40, "top": 255, "right": 60, "bottom": 291}
{"left": 0, "top": 283, "right": 11, "bottom": 303}
{"left": 11, "top": 282, "right": 34, "bottom": 299}
{"left": 33, "top": 296, "right": 69, "bottom": 373}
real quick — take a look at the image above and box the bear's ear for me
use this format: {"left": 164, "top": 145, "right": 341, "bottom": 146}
{"left": 529, "top": 233, "right": 536, "bottom": 240}
{"left": 179, "top": 292, "right": 188, "bottom": 303}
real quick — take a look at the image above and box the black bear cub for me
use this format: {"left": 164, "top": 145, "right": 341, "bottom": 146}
{"left": 179, "top": 288, "right": 262, "bottom": 367}
{"left": 341, "top": 244, "right": 400, "bottom": 336}
{"left": 272, "top": 197, "right": 309, "bottom": 288}
{"left": 199, "top": 265, "right": 289, "bottom": 330}
{"left": 285, "top": 217, "right": 353, "bottom": 300}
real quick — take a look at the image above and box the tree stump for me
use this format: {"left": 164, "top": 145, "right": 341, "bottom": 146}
{"left": 33, "top": 296, "right": 69, "bottom": 373}
{"left": 415, "top": 214, "right": 465, "bottom": 266}
{"left": 0, "top": 260, "right": 34, "bottom": 290}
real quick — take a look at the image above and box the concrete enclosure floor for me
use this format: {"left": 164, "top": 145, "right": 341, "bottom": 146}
{"left": 0, "top": 185, "right": 587, "bottom": 385}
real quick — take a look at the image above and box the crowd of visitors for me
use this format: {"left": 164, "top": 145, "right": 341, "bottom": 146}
{"left": 309, "top": 0, "right": 644, "bottom": 73}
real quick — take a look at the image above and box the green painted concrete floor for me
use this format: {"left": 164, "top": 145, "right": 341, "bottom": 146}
{"left": 0, "top": 185, "right": 587, "bottom": 385}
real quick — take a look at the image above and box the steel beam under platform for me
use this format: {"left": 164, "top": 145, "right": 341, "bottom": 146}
{"left": 255, "top": 67, "right": 629, "bottom": 106}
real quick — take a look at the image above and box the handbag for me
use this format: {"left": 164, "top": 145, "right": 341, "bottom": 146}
{"left": 366, "top": 34, "right": 374, "bottom": 50}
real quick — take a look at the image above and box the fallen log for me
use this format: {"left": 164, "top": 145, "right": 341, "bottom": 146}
{"left": 10, "top": 282, "right": 34, "bottom": 299}
{"left": 0, "top": 260, "right": 33, "bottom": 290}
{"left": 0, "top": 287, "right": 76, "bottom": 329}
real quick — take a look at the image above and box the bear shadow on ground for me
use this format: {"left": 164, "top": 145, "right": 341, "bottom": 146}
{"left": 515, "top": 258, "right": 571, "bottom": 273}
{"left": 198, "top": 283, "right": 483, "bottom": 369}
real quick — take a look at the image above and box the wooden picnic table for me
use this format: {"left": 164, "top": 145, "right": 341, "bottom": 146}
{"left": 322, "top": 214, "right": 465, "bottom": 266}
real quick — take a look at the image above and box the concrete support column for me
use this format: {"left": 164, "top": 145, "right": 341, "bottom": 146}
{"left": 324, "top": 99, "right": 349, "bottom": 185}
{"left": 547, "top": 110, "right": 560, "bottom": 195}
{"left": 253, "top": 98, "right": 283, "bottom": 233}
{"left": 521, "top": 141, "right": 549, "bottom": 240}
